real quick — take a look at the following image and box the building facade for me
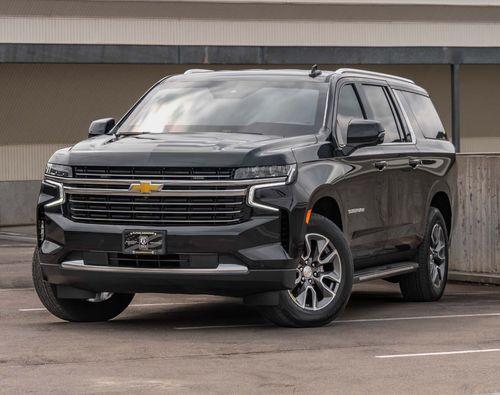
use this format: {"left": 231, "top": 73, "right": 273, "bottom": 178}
{"left": 2, "top": 0, "right": 500, "bottom": 225}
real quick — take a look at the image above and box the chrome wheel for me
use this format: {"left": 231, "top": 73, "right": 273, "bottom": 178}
{"left": 429, "top": 223, "right": 447, "bottom": 289}
{"left": 288, "top": 233, "right": 342, "bottom": 311}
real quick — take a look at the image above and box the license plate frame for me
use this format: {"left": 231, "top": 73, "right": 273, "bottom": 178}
{"left": 123, "top": 230, "right": 166, "bottom": 255}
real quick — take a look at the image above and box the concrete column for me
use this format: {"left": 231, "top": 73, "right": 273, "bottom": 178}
{"left": 451, "top": 63, "right": 461, "bottom": 152}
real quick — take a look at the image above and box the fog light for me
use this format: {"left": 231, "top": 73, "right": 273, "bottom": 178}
{"left": 41, "top": 240, "right": 62, "bottom": 255}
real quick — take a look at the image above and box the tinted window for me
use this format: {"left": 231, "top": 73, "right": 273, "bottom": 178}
{"left": 117, "top": 80, "right": 328, "bottom": 137}
{"left": 363, "top": 85, "right": 402, "bottom": 143}
{"left": 336, "top": 84, "right": 365, "bottom": 145}
{"left": 399, "top": 91, "right": 446, "bottom": 140}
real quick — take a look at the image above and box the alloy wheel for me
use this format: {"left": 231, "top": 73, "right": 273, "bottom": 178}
{"left": 289, "top": 233, "right": 342, "bottom": 311}
{"left": 429, "top": 223, "right": 447, "bottom": 289}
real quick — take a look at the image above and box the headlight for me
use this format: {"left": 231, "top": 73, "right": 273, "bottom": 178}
{"left": 234, "top": 164, "right": 295, "bottom": 180}
{"left": 45, "top": 163, "right": 72, "bottom": 178}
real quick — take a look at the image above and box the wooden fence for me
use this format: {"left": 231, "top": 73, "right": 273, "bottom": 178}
{"left": 450, "top": 153, "right": 500, "bottom": 284}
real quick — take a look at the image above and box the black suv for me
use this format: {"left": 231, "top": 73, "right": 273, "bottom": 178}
{"left": 34, "top": 68, "right": 456, "bottom": 327}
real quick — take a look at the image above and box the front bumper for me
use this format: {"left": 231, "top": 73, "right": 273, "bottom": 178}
{"left": 38, "top": 212, "right": 297, "bottom": 297}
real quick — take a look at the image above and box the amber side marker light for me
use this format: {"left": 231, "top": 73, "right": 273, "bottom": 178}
{"left": 305, "top": 208, "right": 313, "bottom": 224}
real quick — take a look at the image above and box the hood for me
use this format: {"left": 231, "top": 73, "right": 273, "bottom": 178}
{"left": 50, "top": 132, "right": 317, "bottom": 168}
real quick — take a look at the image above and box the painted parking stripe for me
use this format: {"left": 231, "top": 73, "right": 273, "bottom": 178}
{"left": 376, "top": 348, "right": 500, "bottom": 359}
{"left": 174, "top": 312, "right": 500, "bottom": 330}
{"left": 18, "top": 301, "right": 211, "bottom": 312}
{"left": 335, "top": 312, "right": 500, "bottom": 323}
{"left": 176, "top": 323, "right": 269, "bottom": 330}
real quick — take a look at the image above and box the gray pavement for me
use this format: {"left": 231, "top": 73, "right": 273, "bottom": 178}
{"left": 0, "top": 229, "right": 36, "bottom": 289}
{"left": 0, "top": 243, "right": 499, "bottom": 394}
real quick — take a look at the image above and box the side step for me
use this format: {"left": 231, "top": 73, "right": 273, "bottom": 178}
{"left": 353, "top": 262, "right": 419, "bottom": 283}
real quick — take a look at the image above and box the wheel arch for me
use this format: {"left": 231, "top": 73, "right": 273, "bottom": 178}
{"left": 311, "top": 196, "right": 343, "bottom": 231}
{"left": 430, "top": 191, "right": 452, "bottom": 237}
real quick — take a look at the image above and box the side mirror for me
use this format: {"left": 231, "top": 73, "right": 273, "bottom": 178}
{"left": 346, "top": 119, "right": 385, "bottom": 149}
{"left": 88, "top": 118, "right": 115, "bottom": 138}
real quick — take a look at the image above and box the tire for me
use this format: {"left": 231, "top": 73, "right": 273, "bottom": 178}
{"left": 258, "top": 213, "right": 353, "bottom": 327}
{"left": 399, "top": 207, "right": 449, "bottom": 302}
{"left": 32, "top": 249, "right": 134, "bottom": 322}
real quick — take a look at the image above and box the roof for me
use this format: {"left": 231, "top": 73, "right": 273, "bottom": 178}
{"left": 176, "top": 68, "right": 418, "bottom": 87}
{"left": 173, "top": 69, "right": 335, "bottom": 82}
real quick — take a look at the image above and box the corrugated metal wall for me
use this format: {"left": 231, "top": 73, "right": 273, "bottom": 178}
{"left": 2, "top": 16, "right": 500, "bottom": 46}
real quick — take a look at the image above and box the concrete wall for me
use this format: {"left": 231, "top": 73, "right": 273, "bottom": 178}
{"left": 450, "top": 154, "right": 500, "bottom": 283}
{"left": 0, "top": 181, "right": 39, "bottom": 226}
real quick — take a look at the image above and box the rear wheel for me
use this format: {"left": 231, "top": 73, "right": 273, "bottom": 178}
{"left": 259, "top": 213, "right": 353, "bottom": 327}
{"left": 32, "top": 249, "right": 134, "bottom": 322}
{"left": 399, "top": 207, "right": 449, "bottom": 302}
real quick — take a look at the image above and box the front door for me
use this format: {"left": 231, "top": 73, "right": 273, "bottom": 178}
{"left": 332, "top": 81, "right": 390, "bottom": 267}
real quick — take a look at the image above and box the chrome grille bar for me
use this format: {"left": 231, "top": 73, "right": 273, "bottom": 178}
{"left": 47, "top": 175, "right": 286, "bottom": 187}
{"left": 63, "top": 186, "right": 247, "bottom": 197}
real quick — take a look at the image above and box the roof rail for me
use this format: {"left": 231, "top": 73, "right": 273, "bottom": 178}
{"left": 184, "top": 69, "right": 213, "bottom": 75}
{"left": 335, "top": 68, "right": 415, "bottom": 84}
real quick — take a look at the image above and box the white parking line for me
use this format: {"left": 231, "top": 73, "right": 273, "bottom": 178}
{"left": 376, "top": 348, "right": 500, "bottom": 359}
{"left": 176, "top": 323, "right": 268, "bottom": 330}
{"left": 174, "top": 312, "right": 500, "bottom": 330}
{"left": 335, "top": 312, "right": 500, "bottom": 323}
{"left": 18, "top": 301, "right": 210, "bottom": 312}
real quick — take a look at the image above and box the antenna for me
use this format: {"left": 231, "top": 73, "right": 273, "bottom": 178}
{"left": 309, "top": 64, "right": 322, "bottom": 78}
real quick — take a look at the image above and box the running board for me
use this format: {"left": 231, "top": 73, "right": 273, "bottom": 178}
{"left": 354, "top": 262, "right": 419, "bottom": 283}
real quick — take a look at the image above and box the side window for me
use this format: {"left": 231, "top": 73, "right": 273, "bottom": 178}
{"left": 399, "top": 91, "right": 446, "bottom": 140}
{"left": 336, "top": 84, "right": 365, "bottom": 145}
{"left": 362, "top": 84, "right": 403, "bottom": 143}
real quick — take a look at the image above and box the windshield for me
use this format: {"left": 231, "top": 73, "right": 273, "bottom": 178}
{"left": 116, "top": 79, "right": 328, "bottom": 137}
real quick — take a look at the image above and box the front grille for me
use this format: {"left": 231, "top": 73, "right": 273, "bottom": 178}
{"left": 108, "top": 253, "right": 188, "bottom": 269}
{"left": 67, "top": 194, "right": 249, "bottom": 226}
{"left": 74, "top": 166, "right": 235, "bottom": 180}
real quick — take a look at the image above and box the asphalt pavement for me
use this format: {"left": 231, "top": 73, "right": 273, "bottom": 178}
{"left": 0, "top": 232, "right": 499, "bottom": 394}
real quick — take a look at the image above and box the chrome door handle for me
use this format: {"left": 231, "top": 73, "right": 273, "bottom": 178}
{"left": 374, "top": 160, "right": 387, "bottom": 171}
{"left": 409, "top": 159, "right": 422, "bottom": 169}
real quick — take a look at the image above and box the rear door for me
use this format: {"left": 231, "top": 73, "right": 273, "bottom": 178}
{"left": 357, "top": 81, "right": 421, "bottom": 261}
{"left": 393, "top": 89, "right": 452, "bottom": 241}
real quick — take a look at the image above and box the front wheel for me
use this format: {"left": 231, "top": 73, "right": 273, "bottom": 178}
{"left": 32, "top": 249, "right": 134, "bottom": 322}
{"left": 258, "top": 213, "right": 353, "bottom": 327}
{"left": 399, "top": 207, "right": 449, "bottom": 302}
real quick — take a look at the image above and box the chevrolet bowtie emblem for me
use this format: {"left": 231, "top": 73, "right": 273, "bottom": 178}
{"left": 129, "top": 181, "right": 163, "bottom": 194}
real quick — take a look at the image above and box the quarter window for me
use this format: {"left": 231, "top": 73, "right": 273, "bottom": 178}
{"left": 336, "top": 84, "right": 365, "bottom": 145}
{"left": 362, "top": 85, "right": 403, "bottom": 143}
{"left": 397, "top": 90, "right": 446, "bottom": 140}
